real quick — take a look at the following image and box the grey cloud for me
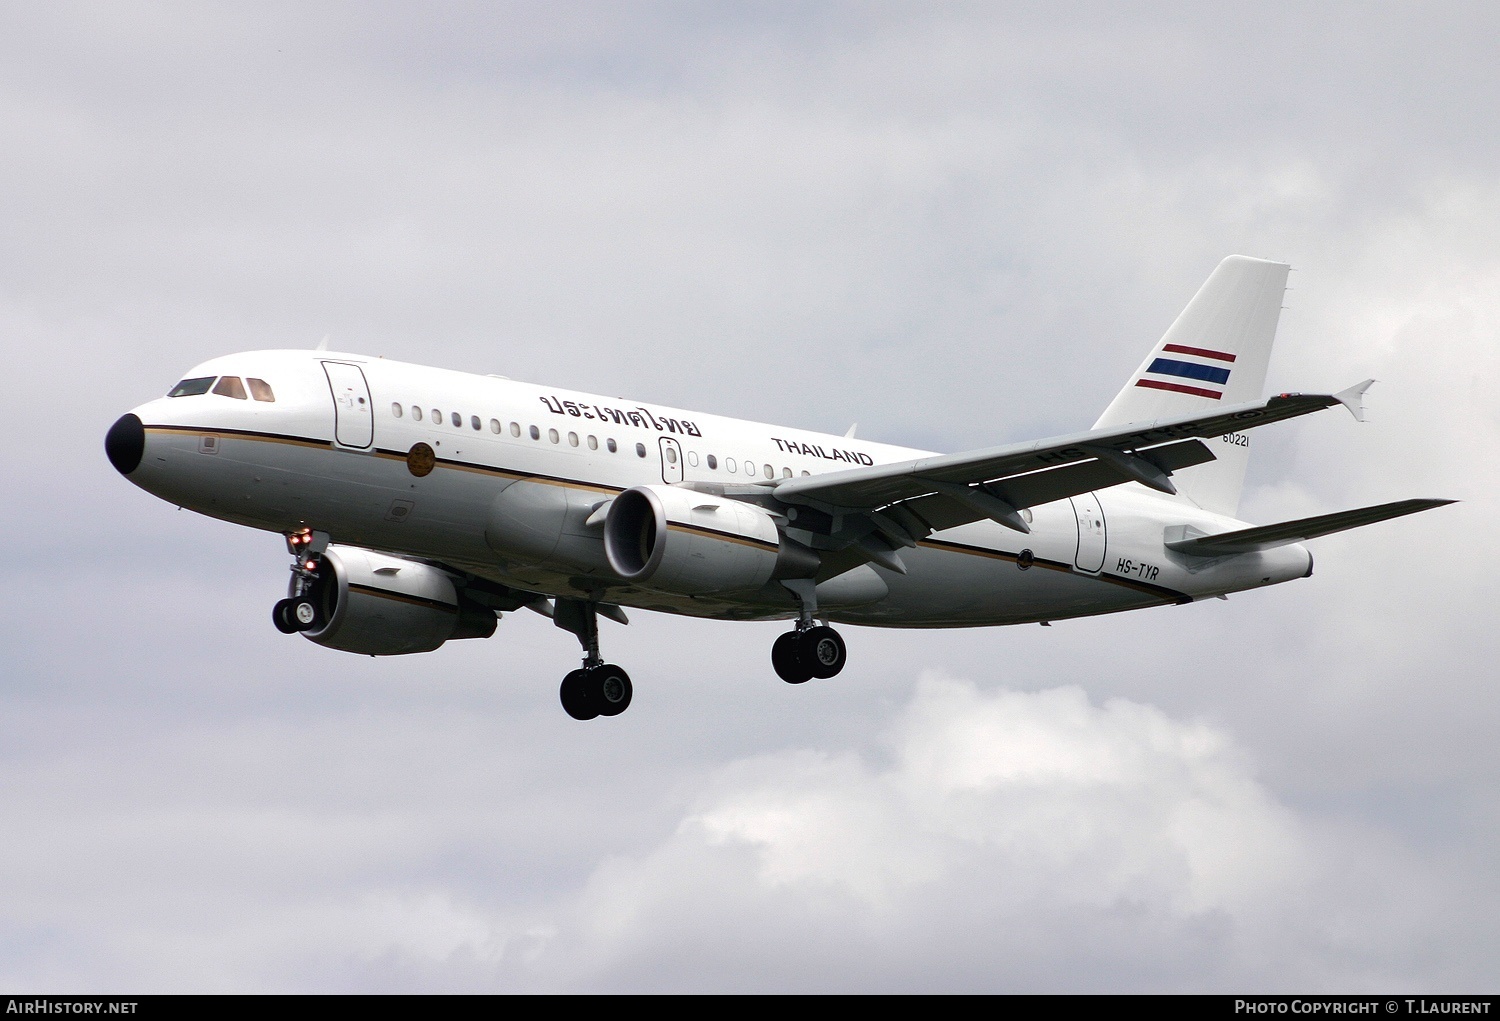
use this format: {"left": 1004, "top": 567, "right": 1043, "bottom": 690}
{"left": 1, "top": 1, "right": 1495, "bottom": 992}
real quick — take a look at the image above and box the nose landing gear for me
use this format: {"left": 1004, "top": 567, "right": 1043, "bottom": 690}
{"left": 273, "top": 529, "right": 331, "bottom": 635}
{"left": 772, "top": 579, "right": 849, "bottom": 684}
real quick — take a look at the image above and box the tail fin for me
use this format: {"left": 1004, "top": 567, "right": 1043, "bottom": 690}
{"left": 1094, "top": 255, "right": 1290, "bottom": 516}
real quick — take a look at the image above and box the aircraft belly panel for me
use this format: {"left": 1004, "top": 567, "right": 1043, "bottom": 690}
{"left": 834, "top": 544, "right": 1152, "bottom": 627}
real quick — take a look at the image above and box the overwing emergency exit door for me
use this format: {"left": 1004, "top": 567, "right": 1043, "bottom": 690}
{"left": 659, "top": 436, "right": 684, "bottom": 483}
{"left": 1070, "top": 492, "right": 1107, "bottom": 573}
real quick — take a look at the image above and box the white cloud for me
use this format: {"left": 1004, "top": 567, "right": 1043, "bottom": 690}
{"left": 459, "top": 675, "right": 1482, "bottom": 992}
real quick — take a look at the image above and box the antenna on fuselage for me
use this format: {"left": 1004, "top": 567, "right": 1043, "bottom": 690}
{"left": 315, "top": 335, "right": 329, "bottom": 352}
{"left": 844, "top": 423, "right": 858, "bottom": 439}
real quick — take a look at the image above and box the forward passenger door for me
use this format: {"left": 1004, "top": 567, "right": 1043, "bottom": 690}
{"left": 322, "top": 361, "right": 373, "bottom": 449}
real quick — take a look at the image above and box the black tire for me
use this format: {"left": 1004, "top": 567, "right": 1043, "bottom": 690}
{"left": 560, "top": 668, "right": 598, "bottom": 720}
{"left": 802, "top": 625, "right": 847, "bottom": 679}
{"left": 290, "top": 596, "right": 321, "bottom": 632}
{"left": 772, "top": 631, "right": 813, "bottom": 684}
{"left": 592, "top": 664, "right": 633, "bottom": 717}
{"left": 271, "top": 599, "right": 299, "bottom": 634}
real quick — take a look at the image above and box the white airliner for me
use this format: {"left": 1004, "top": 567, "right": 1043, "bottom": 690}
{"left": 107, "top": 256, "right": 1450, "bottom": 719}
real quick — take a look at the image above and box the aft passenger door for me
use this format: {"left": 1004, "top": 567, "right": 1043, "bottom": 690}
{"left": 1069, "top": 492, "right": 1107, "bottom": 573}
{"left": 322, "top": 361, "right": 373, "bottom": 449}
{"left": 659, "top": 436, "right": 684, "bottom": 483}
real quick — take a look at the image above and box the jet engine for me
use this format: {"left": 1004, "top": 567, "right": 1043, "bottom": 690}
{"left": 289, "top": 545, "right": 497, "bottom": 656}
{"left": 603, "top": 486, "right": 818, "bottom": 595}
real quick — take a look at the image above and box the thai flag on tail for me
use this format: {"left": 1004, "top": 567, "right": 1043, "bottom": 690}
{"left": 1134, "top": 343, "right": 1236, "bottom": 400}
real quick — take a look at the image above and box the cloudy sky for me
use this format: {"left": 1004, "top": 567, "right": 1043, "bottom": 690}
{"left": 2, "top": 1, "right": 1496, "bottom": 992}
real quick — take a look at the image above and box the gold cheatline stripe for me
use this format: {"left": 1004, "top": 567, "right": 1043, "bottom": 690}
{"left": 372, "top": 446, "right": 620, "bottom": 492}
{"left": 147, "top": 424, "right": 620, "bottom": 493}
{"left": 144, "top": 424, "right": 332, "bottom": 450}
{"left": 918, "top": 538, "right": 1190, "bottom": 604}
{"left": 666, "top": 521, "right": 779, "bottom": 551}
{"left": 146, "top": 423, "right": 1188, "bottom": 602}
{"left": 347, "top": 583, "right": 457, "bottom": 613}
{"left": 917, "top": 538, "right": 1070, "bottom": 573}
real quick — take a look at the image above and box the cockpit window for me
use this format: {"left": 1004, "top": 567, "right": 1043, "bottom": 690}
{"left": 212, "top": 376, "right": 248, "bottom": 399}
{"left": 168, "top": 377, "right": 216, "bottom": 397}
{"left": 246, "top": 378, "right": 275, "bottom": 402}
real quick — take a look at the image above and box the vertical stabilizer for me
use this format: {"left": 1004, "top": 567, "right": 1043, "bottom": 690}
{"left": 1093, "top": 256, "right": 1290, "bottom": 517}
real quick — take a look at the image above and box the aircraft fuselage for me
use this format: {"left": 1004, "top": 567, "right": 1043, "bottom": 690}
{"left": 109, "top": 348, "right": 1312, "bottom": 629}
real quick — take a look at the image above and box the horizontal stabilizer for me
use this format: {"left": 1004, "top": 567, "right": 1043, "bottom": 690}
{"left": 1166, "top": 498, "right": 1456, "bottom": 556}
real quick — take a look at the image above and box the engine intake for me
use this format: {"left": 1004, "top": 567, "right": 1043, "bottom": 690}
{"left": 293, "top": 545, "right": 497, "bottom": 656}
{"left": 603, "top": 486, "right": 817, "bottom": 595}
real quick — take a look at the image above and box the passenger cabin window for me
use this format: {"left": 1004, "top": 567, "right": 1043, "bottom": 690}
{"left": 168, "top": 377, "right": 215, "bottom": 398}
{"left": 451, "top": 412, "right": 462, "bottom": 428}
{"left": 707, "top": 455, "right": 718, "bottom": 470}
{"left": 529, "top": 425, "right": 540, "bottom": 440}
{"left": 212, "top": 376, "right": 248, "bottom": 399}
{"left": 607, "top": 438, "right": 617, "bottom": 453}
{"left": 490, "top": 419, "right": 501, "bottom": 433}
{"left": 392, "top": 403, "right": 404, "bottom": 418}
{"left": 247, "top": 378, "right": 275, "bottom": 402}
{"left": 471, "top": 415, "right": 481, "bottom": 430}
{"left": 635, "top": 443, "right": 646, "bottom": 458}
{"left": 412, "top": 407, "right": 424, "bottom": 422}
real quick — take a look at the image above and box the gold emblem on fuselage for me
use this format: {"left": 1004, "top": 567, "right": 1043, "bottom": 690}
{"left": 406, "top": 442, "right": 435, "bottom": 477}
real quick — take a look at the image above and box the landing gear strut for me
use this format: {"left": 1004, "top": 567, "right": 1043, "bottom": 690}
{"left": 273, "top": 529, "right": 331, "bottom": 634}
{"left": 772, "top": 579, "right": 849, "bottom": 684}
{"left": 553, "top": 598, "right": 633, "bottom": 720}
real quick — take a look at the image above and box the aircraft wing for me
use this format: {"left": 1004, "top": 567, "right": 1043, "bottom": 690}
{"left": 1165, "top": 498, "right": 1456, "bottom": 556}
{"left": 769, "top": 387, "right": 1369, "bottom": 538}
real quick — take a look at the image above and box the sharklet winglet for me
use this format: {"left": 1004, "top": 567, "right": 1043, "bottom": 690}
{"left": 1334, "top": 378, "right": 1375, "bottom": 422}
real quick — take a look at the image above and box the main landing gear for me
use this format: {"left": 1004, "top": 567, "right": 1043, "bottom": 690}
{"left": 273, "top": 529, "right": 330, "bottom": 634}
{"left": 771, "top": 578, "right": 848, "bottom": 684}
{"left": 553, "top": 598, "right": 633, "bottom": 721}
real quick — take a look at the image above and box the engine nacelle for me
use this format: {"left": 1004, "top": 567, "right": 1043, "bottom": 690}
{"left": 603, "top": 486, "right": 816, "bottom": 595}
{"left": 292, "top": 545, "right": 497, "bottom": 656}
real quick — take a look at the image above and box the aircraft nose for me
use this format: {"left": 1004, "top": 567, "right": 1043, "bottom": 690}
{"left": 106, "top": 413, "right": 145, "bottom": 475}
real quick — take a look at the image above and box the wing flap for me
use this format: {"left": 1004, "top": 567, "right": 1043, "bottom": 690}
{"left": 773, "top": 389, "right": 1346, "bottom": 513}
{"left": 1166, "top": 498, "right": 1455, "bottom": 556}
{"left": 897, "top": 438, "right": 1217, "bottom": 534}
